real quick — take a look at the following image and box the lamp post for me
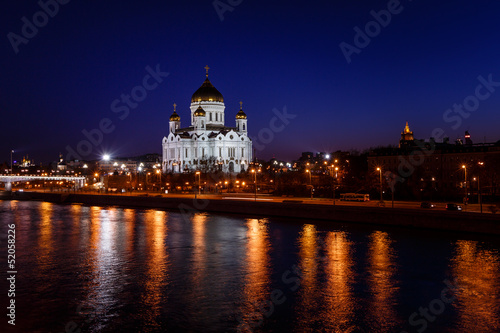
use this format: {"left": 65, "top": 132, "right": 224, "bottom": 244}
{"left": 376, "top": 167, "right": 383, "bottom": 202}
{"left": 306, "top": 169, "right": 313, "bottom": 199}
{"left": 462, "top": 165, "right": 467, "bottom": 209}
{"left": 251, "top": 169, "right": 258, "bottom": 201}
{"left": 156, "top": 169, "right": 161, "bottom": 192}
{"left": 331, "top": 165, "right": 338, "bottom": 205}
{"left": 478, "top": 162, "right": 484, "bottom": 213}
{"left": 195, "top": 171, "right": 201, "bottom": 198}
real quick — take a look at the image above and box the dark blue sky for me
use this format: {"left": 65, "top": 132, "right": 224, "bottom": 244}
{"left": 2, "top": 0, "right": 500, "bottom": 163}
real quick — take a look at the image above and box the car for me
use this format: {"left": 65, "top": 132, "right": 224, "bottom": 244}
{"left": 420, "top": 202, "right": 436, "bottom": 209}
{"left": 446, "top": 203, "right": 462, "bottom": 211}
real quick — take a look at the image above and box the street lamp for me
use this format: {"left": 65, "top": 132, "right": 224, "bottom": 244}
{"left": 195, "top": 171, "right": 201, "bottom": 198}
{"left": 376, "top": 167, "right": 383, "bottom": 202}
{"left": 103, "top": 154, "right": 110, "bottom": 161}
{"left": 462, "top": 165, "right": 467, "bottom": 208}
{"left": 251, "top": 169, "right": 260, "bottom": 201}
{"left": 477, "top": 162, "right": 484, "bottom": 213}
{"left": 156, "top": 169, "right": 161, "bottom": 191}
{"left": 306, "top": 169, "right": 313, "bottom": 199}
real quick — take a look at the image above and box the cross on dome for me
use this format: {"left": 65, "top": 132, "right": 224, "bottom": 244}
{"left": 204, "top": 65, "right": 210, "bottom": 77}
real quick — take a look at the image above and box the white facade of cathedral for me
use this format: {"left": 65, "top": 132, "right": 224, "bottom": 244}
{"left": 162, "top": 67, "right": 252, "bottom": 173}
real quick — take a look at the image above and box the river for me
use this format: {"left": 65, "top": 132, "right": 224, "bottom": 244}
{"left": 0, "top": 200, "right": 499, "bottom": 332}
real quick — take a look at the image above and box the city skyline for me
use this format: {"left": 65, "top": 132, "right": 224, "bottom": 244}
{"left": 2, "top": 0, "right": 500, "bottom": 163}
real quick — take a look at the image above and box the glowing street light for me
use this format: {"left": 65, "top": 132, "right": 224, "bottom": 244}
{"left": 332, "top": 166, "right": 339, "bottom": 205}
{"left": 376, "top": 167, "right": 383, "bottom": 202}
{"left": 462, "top": 164, "right": 467, "bottom": 208}
{"left": 306, "top": 169, "right": 313, "bottom": 199}
{"left": 477, "top": 162, "right": 484, "bottom": 213}
{"left": 195, "top": 171, "right": 201, "bottom": 198}
{"left": 251, "top": 169, "right": 260, "bottom": 201}
{"left": 103, "top": 154, "right": 110, "bottom": 161}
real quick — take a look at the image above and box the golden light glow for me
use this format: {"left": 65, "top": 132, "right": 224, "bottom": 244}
{"left": 296, "top": 224, "right": 319, "bottom": 327}
{"left": 322, "top": 231, "right": 355, "bottom": 331}
{"left": 141, "top": 210, "right": 168, "bottom": 326}
{"left": 450, "top": 240, "right": 500, "bottom": 331}
{"left": 367, "top": 231, "right": 398, "bottom": 331}
{"left": 37, "top": 202, "right": 54, "bottom": 274}
{"left": 239, "top": 218, "right": 270, "bottom": 330}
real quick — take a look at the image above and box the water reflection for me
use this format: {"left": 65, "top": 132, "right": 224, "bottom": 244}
{"left": 140, "top": 210, "right": 168, "bottom": 330}
{"left": 238, "top": 218, "right": 271, "bottom": 331}
{"left": 451, "top": 240, "right": 500, "bottom": 331}
{"left": 367, "top": 231, "right": 399, "bottom": 331}
{"left": 37, "top": 202, "right": 54, "bottom": 270}
{"left": 82, "top": 207, "right": 123, "bottom": 329}
{"left": 296, "top": 224, "right": 320, "bottom": 328}
{"left": 322, "top": 231, "right": 356, "bottom": 331}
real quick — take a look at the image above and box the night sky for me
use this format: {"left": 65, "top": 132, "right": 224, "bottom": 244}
{"left": 2, "top": 0, "right": 500, "bottom": 164}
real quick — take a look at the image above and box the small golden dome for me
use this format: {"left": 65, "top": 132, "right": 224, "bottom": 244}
{"left": 236, "top": 101, "right": 247, "bottom": 119}
{"left": 170, "top": 103, "right": 180, "bottom": 121}
{"left": 194, "top": 105, "right": 206, "bottom": 117}
{"left": 169, "top": 111, "right": 180, "bottom": 121}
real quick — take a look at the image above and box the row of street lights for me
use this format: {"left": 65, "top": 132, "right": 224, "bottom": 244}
{"left": 375, "top": 162, "right": 485, "bottom": 212}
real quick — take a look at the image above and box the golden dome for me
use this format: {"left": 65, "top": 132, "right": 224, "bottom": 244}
{"left": 236, "top": 101, "right": 247, "bottom": 119}
{"left": 169, "top": 111, "right": 180, "bottom": 121}
{"left": 191, "top": 67, "right": 224, "bottom": 103}
{"left": 191, "top": 78, "right": 224, "bottom": 103}
{"left": 169, "top": 103, "right": 180, "bottom": 121}
{"left": 194, "top": 105, "right": 206, "bottom": 117}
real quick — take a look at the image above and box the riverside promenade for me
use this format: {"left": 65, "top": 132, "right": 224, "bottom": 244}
{"left": 2, "top": 190, "right": 499, "bottom": 236}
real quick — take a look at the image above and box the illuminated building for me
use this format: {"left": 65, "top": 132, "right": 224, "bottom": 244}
{"left": 162, "top": 66, "right": 252, "bottom": 173}
{"left": 368, "top": 125, "right": 500, "bottom": 198}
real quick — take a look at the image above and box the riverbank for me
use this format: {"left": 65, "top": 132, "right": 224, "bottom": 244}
{"left": 1, "top": 191, "right": 499, "bottom": 235}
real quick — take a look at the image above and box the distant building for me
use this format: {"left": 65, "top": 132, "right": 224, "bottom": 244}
{"left": 99, "top": 159, "right": 138, "bottom": 174}
{"left": 368, "top": 124, "right": 500, "bottom": 198}
{"left": 162, "top": 67, "right": 252, "bottom": 173}
{"left": 399, "top": 121, "right": 414, "bottom": 148}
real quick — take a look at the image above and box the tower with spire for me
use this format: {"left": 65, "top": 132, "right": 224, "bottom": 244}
{"left": 399, "top": 121, "right": 414, "bottom": 148}
{"left": 169, "top": 103, "right": 181, "bottom": 133}
{"left": 162, "top": 66, "right": 252, "bottom": 173}
{"left": 235, "top": 101, "right": 247, "bottom": 133}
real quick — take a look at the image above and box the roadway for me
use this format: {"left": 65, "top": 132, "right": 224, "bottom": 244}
{"left": 13, "top": 189, "right": 497, "bottom": 214}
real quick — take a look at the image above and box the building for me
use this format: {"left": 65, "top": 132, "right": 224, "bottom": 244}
{"left": 399, "top": 121, "right": 414, "bottom": 148}
{"left": 162, "top": 67, "right": 252, "bottom": 173}
{"left": 368, "top": 123, "right": 500, "bottom": 199}
{"left": 99, "top": 159, "right": 138, "bottom": 174}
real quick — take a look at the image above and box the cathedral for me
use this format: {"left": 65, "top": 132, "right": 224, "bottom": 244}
{"left": 162, "top": 66, "right": 252, "bottom": 173}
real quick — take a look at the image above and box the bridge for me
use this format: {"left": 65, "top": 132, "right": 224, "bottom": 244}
{"left": 0, "top": 175, "right": 87, "bottom": 191}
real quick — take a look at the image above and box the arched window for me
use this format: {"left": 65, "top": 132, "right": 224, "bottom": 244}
{"left": 216, "top": 113, "right": 218, "bottom": 121}
{"left": 210, "top": 113, "right": 213, "bottom": 121}
{"left": 243, "top": 124, "right": 245, "bottom": 130}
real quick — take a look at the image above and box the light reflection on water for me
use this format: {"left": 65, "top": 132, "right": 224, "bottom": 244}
{"left": 322, "top": 231, "right": 356, "bottom": 332}
{"left": 238, "top": 218, "right": 271, "bottom": 331}
{"left": 1, "top": 200, "right": 499, "bottom": 333}
{"left": 450, "top": 240, "right": 500, "bottom": 332}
